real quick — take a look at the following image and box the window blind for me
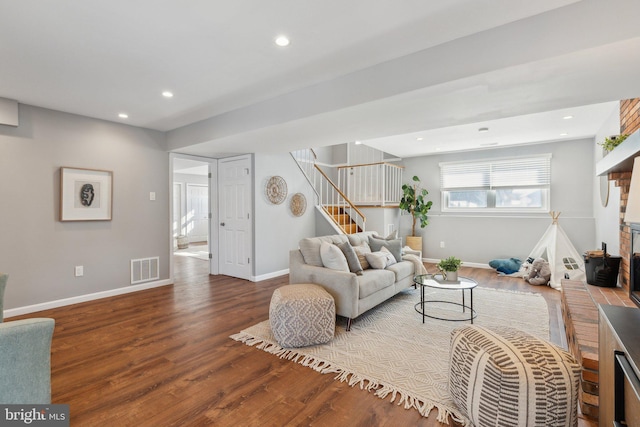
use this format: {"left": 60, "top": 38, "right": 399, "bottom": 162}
{"left": 440, "top": 155, "right": 551, "bottom": 190}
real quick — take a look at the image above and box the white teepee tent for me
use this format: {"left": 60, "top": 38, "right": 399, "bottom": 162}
{"left": 527, "top": 212, "right": 586, "bottom": 290}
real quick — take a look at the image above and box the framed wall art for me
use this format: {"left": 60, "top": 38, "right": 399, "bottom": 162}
{"left": 60, "top": 167, "right": 113, "bottom": 221}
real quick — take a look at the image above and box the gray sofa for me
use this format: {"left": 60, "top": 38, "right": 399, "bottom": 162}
{"left": 289, "top": 231, "right": 415, "bottom": 330}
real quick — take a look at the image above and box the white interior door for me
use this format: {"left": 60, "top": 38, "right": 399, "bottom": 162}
{"left": 218, "top": 155, "right": 252, "bottom": 280}
{"left": 186, "top": 184, "right": 208, "bottom": 243}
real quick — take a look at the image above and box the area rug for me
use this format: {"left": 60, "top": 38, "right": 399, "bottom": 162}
{"left": 230, "top": 287, "right": 549, "bottom": 426}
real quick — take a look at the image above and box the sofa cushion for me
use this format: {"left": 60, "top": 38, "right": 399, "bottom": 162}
{"left": 337, "top": 241, "right": 363, "bottom": 275}
{"left": 369, "top": 235, "right": 402, "bottom": 262}
{"left": 353, "top": 243, "right": 371, "bottom": 270}
{"left": 299, "top": 235, "right": 349, "bottom": 267}
{"left": 381, "top": 246, "right": 397, "bottom": 266}
{"left": 357, "top": 269, "right": 396, "bottom": 299}
{"left": 320, "top": 242, "right": 349, "bottom": 272}
{"left": 347, "top": 231, "right": 379, "bottom": 247}
{"left": 365, "top": 251, "right": 388, "bottom": 269}
{"left": 385, "top": 260, "right": 414, "bottom": 283}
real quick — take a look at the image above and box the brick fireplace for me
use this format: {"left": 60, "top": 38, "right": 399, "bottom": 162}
{"left": 559, "top": 98, "right": 640, "bottom": 422}
{"left": 612, "top": 98, "right": 640, "bottom": 291}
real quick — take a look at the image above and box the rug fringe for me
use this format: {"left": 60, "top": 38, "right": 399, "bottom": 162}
{"left": 230, "top": 332, "right": 472, "bottom": 426}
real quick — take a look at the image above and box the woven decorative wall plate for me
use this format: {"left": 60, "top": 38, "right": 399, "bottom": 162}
{"left": 290, "top": 193, "right": 307, "bottom": 216}
{"left": 266, "top": 176, "right": 287, "bottom": 204}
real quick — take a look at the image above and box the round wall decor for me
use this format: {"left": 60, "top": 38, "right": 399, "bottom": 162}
{"left": 290, "top": 193, "right": 307, "bottom": 216}
{"left": 266, "top": 176, "right": 287, "bottom": 204}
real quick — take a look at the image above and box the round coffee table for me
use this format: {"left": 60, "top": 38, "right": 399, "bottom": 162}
{"left": 414, "top": 274, "right": 478, "bottom": 323}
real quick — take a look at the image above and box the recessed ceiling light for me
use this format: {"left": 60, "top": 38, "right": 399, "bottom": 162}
{"left": 354, "top": 140, "right": 362, "bottom": 145}
{"left": 480, "top": 142, "right": 499, "bottom": 147}
{"left": 563, "top": 115, "right": 573, "bottom": 120}
{"left": 560, "top": 132, "right": 569, "bottom": 136}
{"left": 275, "top": 35, "right": 290, "bottom": 47}
{"left": 118, "top": 113, "right": 128, "bottom": 119}
{"left": 478, "top": 127, "right": 489, "bottom": 133}
{"left": 416, "top": 137, "right": 423, "bottom": 141}
{"left": 162, "top": 91, "right": 174, "bottom": 98}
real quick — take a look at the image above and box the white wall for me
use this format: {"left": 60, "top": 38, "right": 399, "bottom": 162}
{"left": 253, "top": 153, "right": 315, "bottom": 278}
{"left": 173, "top": 172, "right": 208, "bottom": 241}
{"left": 593, "top": 106, "right": 622, "bottom": 255}
{"left": 0, "top": 105, "right": 169, "bottom": 310}
{"left": 400, "top": 138, "right": 595, "bottom": 264}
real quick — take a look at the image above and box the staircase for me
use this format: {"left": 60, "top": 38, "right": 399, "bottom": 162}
{"left": 323, "top": 205, "right": 361, "bottom": 234}
{"left": 291, "top": 148, "right": 366, "bottom": 234}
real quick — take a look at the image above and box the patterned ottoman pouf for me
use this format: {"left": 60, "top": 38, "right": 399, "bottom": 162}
{"left": 269, "top": 284, "right": 335, "bottom": 348}
{"left": 449, "top": 325, "right": 581, "bottom": 427}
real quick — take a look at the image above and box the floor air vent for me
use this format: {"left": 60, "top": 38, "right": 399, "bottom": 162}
{"left": 131, "top": 257, "right": 159, "bottom": 285}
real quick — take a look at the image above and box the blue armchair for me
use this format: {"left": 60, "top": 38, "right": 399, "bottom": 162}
{"left": 0, "top": 318, "right": 55, "bottom": 404}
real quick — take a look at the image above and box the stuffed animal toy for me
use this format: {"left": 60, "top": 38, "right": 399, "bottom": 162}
{"left": 488, "top": 258, "right": 522, "bottom": 274}
{"left": 523, "top": 257, "right": 551, "bottom": 286}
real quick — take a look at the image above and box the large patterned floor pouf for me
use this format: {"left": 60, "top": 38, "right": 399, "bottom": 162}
{"left": 449, "top": 325, "right": 581, "bottom": 427}
{"left": 269, "top": 284, "right": 335, "bottom": 348}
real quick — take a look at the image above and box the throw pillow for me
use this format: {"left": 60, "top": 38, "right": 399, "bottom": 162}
{"left": 384, "top": 230, "right": 398, "bottom": 240}
{"left": 365, "top": 251, "right": 388, "bottom": 269}
{"left": 369, "top": 235, "right": 402, "bottom": 263}
{"left": 320, "top": 241, "right": 349, "bottom": 272}
{"left": 337, "top": 241, "right": 363, "bottom": 275}
{"left": 488, "top": 258, "right": 522, "bottom": 274}
{"left": 353, "top": 243, "right": 371, "bottom": 270}
{"left": 380, "top": 246, "right": 397, "bottom": 266}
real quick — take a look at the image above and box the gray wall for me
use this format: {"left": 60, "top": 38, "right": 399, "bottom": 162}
{"left": 400, "top": 138, "right": 595, "bottom": 264}
{"left": 0, "top": 105, "right": 169, "bottom": 309}
{"left": 253, "top": 153, "right": 315, "bottom": 277}
{"left": 593, "top": 108, "right": 622, "bottom": 255}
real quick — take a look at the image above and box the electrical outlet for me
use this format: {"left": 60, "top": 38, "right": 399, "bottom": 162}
{"left": 149, "top": 192, "right": 156, "bottom": 201}
{"left": 440, "top": 241, "right": 445, "bottom": 248}
{"left": 75, "top": 266, "right": 83, "bottom": 277}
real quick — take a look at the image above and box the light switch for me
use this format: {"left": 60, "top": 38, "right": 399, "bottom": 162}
{"left": 150, "top": 192, "right": 156, "bottom": 201}
{"left": 75, "top": 266, "right": 83, "bottom": 277}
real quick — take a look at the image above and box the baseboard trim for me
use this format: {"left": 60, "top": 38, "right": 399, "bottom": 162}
{"left": 4, "top": 279, "right": 173, "bottom": 318}
{"left": 252, "top": 269, "right": 289, "bottom": 282}
{"left": 424, "top": 258, "right": 492, "bottom": 270}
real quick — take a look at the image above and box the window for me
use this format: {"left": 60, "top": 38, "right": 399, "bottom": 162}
{"left": 440, "top": 155, "right": 551, "bottom": 212}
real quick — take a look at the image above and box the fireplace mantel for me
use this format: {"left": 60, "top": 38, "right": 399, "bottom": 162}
{"left": 596, "top": 129, "right": 640, "bottom": 176}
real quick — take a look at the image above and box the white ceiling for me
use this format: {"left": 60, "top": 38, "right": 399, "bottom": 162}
{"left": 2, "top": 0, "right": 640, "bottom": 158}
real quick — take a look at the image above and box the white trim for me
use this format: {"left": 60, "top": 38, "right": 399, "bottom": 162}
{"left": 424, "top": 258, "right": 492, "bottom": 270}
{"left": 252, "top": 269, "right": 289, "bottom": 282}
{"left": 4, "top": 279, "right": 172, "bottom": 318}
{"left": 438, "top": 152, "right": 552, "bottom": 168}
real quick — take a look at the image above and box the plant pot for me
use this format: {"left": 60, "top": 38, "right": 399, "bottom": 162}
{"left": 405, "top": 236, "right": 422, "bottom": 252}
{"left": 445, "top": 270, "right": 458, "bottom": 282}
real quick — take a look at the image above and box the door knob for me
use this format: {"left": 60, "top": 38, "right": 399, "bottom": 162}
{"left": 220, "top": 222, "right": 225, "bottom": 226}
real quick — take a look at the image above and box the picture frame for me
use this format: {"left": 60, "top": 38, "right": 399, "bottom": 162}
{"left": 60, "top": 167, "right": 113, "bottom": 221}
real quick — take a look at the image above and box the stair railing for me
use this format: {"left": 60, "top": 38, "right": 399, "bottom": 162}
{"left": 290, "top": 149, "right": 320, "bottom": 204}
{"left": 290, "top": 148, "right": 366, "bottom": 233}
{"left": 338, "top": 162, "right": 404, "bottom": 206}
{"left": 314, "top": 165, "right": 366, "bottom": 234}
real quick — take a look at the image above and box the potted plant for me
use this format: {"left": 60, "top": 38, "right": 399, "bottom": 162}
{"left": 437, "top": 256, "right": 462, "bottom": 282}
{"left": 399, "top": 175, "right": 433, "bottom": 251}
{"left": 599, "top": 134, "right": 629, "bottom": 152}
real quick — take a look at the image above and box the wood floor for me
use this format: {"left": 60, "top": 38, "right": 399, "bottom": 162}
{"left": 10, "top": 257, "right": 579, "bottom": 426}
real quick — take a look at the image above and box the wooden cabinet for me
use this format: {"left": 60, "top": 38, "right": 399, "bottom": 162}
{"left": 599, "top": 305, "right": 640, "bottom": 427}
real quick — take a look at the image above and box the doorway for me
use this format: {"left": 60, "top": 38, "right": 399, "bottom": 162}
{"left": 172, "top": 157, "right": 211, "bottom": 266}
{"left": 170, "top": 153, "right": 253, "bottom": 281}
